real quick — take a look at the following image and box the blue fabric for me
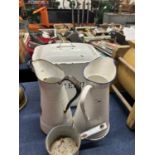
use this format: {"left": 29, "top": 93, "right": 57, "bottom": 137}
{"left": 20, "top": 82, "right": 135, "bottom": 155}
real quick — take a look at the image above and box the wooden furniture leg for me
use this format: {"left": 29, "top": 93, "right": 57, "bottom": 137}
{"left": 111, "top": 84, "right": 135, "bottom": 130}
{"left": 127, "top": 104, "right": 135, "bottom": 130}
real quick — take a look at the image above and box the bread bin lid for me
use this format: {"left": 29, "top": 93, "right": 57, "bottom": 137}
{"left": 32, "top": 43, "right": 100, "bottom": 64}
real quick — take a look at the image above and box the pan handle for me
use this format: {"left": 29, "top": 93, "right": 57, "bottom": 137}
{"left": 61, "top": 75, "right": 81, "bottom": 113}
{"left": 80, "top": 123, "right": 107, "bottom": 140}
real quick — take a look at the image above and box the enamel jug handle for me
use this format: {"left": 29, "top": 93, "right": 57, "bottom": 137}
{"left": 61, "top": 75, "right": 81, "bottom": 113}
{"left": 79, "top": 85, "right": 93, "bottom": 122}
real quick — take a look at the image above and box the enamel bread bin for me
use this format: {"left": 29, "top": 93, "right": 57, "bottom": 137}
{"left": 32, "top": 43, "right": 100, "bottom": 105}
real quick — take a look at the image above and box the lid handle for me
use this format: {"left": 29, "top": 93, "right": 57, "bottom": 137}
{"left": 57, "top": 43, "right": 75, "bottom": 48}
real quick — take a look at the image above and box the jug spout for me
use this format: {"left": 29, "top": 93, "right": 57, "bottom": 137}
{"left": 84, "top": 57, "right": 116, "bottom": 84}
{"left": 32, "top": 59, "right": 65, "bottom": 83}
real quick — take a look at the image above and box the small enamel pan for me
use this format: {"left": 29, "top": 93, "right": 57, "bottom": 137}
{"left": 45, "top": 123, "right": 107, "bottom": 155}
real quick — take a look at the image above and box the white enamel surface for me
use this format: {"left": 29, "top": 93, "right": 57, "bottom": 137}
{"left": 74, "top": 85, "right": 110, "bottom": 134}
{"left": 32, "top": 60, "right": 65, "bottom": 83}
{"left": 73, "top": 57, "right": 116, "bottom": 140}
{"left": 39, "top": 81, "right": 73, "bottom": 134}
{"left": 84, "top": 57, "right": 116, "bottom": 84}
{"left": 32, "top": 60, "right": 73, "bottom": 134}
{"left": 32, "top": 43, "right": 100, "bottom": 64}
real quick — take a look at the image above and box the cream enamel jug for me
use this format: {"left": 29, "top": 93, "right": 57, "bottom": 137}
{"left": 73, "top": 57, "right": 116, "bottom": 140}
{"left": 32, "top": 59, "right": 81, "bottom": 134}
